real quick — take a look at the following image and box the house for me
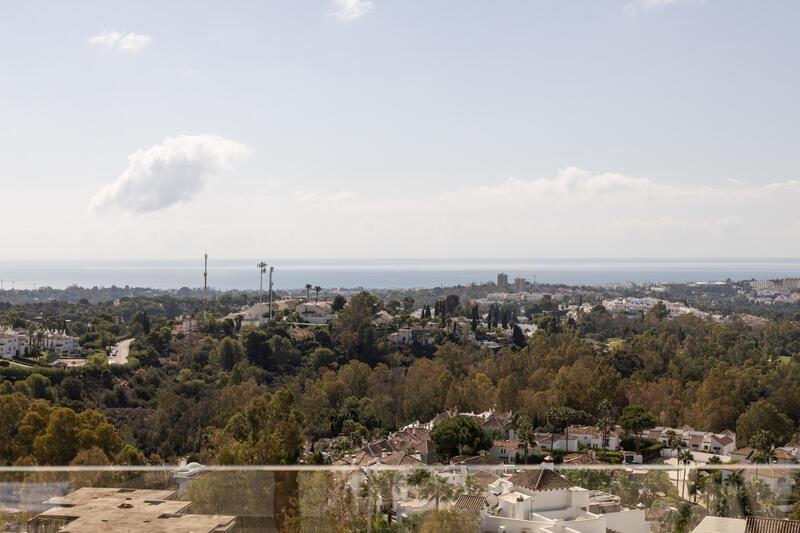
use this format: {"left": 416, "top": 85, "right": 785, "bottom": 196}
{"left": 490, "top": 440, "right": 527, "bottom": 464}
{"left": 535, "top": 432, "right": 579, "bottom": 452}
{"left": 0, "top": 330, "right": 21, "bottom": 359}
{"left": 389, "top": 326, "right": 434, "bottom": 346}
{"left": 692, "top": 516, "right": 800, "bottom": 533}
{"left": 371, "top": 310, "right": 394, "bottom": 326}
{"left": 42, "top": 331, "right": 79, "bottom": 355}
{"left": 729, "top": 447, "right": 756, "bottom": 464}
{"left": 569, "top": 425, "right": 621, "bottom": 450}
{"left": 773, "top": 448, "right": 797, "bottom": 464}
{"left": 781, "top": 442, "right": 800, "bottom": 459}
{"left": 476, "top": 469, "right": 651, "bottom": 533}
{"left": 296, "top": 301, "right": 336, "bottom": 324}
{"left": 646, "top": 425, "right": 737, "bottom": 457}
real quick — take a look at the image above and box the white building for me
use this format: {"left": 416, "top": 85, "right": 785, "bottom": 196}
{"left": 478, "top": 469, "right": 651, "bottom": 533}
{"left": 569, "top": 425, "right": 622, "bottom": 450}
{"left": 645, "top": 426, "right": 736, "bottom": 457}
{"left": 0, "top": 330, "right": 21, "bottom": 359}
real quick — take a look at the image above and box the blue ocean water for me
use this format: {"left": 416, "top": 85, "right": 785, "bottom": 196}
{"left": 1, "top": 259, "right": 800, "bottom": 290}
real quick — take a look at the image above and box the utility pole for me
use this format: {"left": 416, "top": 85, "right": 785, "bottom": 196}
{"left": 203, "top": 253, "right": 208, "bottom": 321}
{"left": 268, "top": 266, "right": 274, "bottom": 322}
{"left": 257, "top": 262, "right": 267, "bottom": 325}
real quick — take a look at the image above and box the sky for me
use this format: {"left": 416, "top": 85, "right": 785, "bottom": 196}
{"left": 1, "top": 0, "right": 799, "bottom": 261}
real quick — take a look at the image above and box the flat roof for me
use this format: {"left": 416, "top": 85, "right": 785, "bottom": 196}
{"left": 31, "top": 487, "right": 236, "bottom": 533}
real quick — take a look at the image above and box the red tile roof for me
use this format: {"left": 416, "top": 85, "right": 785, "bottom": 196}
{"left": 508, "top": 470, "right": 572, "bottom": 491}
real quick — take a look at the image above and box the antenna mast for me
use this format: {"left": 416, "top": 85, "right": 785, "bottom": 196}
{"left": 257, "top": 261, "right": 267, "bottom": 325}
{"left": 268, "top": 266, "right": 274, "bottom": 322}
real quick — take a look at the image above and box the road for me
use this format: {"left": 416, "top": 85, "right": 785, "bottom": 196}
{"left": 108, "top": 338, "right": 133, "bottom": 365}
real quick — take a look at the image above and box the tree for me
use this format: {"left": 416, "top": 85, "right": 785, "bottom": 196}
{"left": 115, "top": 444, "right": 147, "bottom": 465}
{"left": 665, "top": 429, "right": 683, "bottom": 458}
{"left": 618, "top": 405, "right": 657, "bottom": 454}
{"left": 332, "top": 294, "right": 347, "bottom": 312}
{"left": 471, "top": 306, "right": 479, "bottom": 332}
{"left": 678, "top": 449, "right": 694, "bottom": 499}
{"left": 429, "top": 416, "right": 492, "bottom": 460}
{"left": 736, "top": 400, "right": 794, "bottom": 447}
{"left": 418, "top": 475, "right": 456, "bottom": 512}
{"left": 750, "top": 430, "right": 777, "bottom": 465}
{"left": 402, "top": 296, "right": 415, "bottom": 313}
{"left": 310, "top": 347, "right": 337, "bottom": 370}
{"left": 314, "top": 286, "right": 322, "bottom": 303}
{"left": 512, "top": 325, "right": 526, "bottom": 348}
{"left": 219, "top": 388, "right": 304, "bottom": 531}
{"left": 334, "top": 291, "right": 381, "bottom": 363}
{"left": 406, "top": 468, "right": 431, "bottom": 489}
{"left": 305, "top": 284, "right": 312, "bottom": 302}
{"left": 518, "top": 420, "right": 537, "bottom": 464}
{"left": 212, "top": 337, "right": 244, "bottom": 371}
{"left": 597, "top": 399, "right": 616, "bottom": 450}
{"left": 241, "top": 328, "right": 271, "bottom": 367}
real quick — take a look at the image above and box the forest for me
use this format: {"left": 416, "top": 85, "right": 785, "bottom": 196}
{"left": 1, "top": 291, "right": 800, "bottom": 470}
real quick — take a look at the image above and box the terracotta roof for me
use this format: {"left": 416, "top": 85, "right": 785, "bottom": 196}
{"left": 481, "top": 417, "right": 504, "bottom": 429}
{"left": 492, "top": 440, "right": 523, "bottom": 449}
{"left": 361, "top": 439, "right": 396, "bottom": 456}
{"left": 508, "top": 470, "right": 572, "bottom": 491}
{"left": 774, "top": 449, "right": 795, "bottom": 460}
{"left": 379, "top": 451, "right": 423, "bottom": 466}
{"left": 745, "top": 517, "right": 800, "bottom": 533}
{"left": 414, "top": 439, "right": 435, "bottom": 454}
{"left": 562, "top": 453, "right": 604, "bottom": 465}
{"left": 450, "top": 455, "right": 503, "bottom": 465}
{"left": 731, "top": 447, "right": 755, "bottom": 459}
{"left": 690, "top": 435, "right": 705, "bottom": 446}
{"left": 751, "top": 468, "right": 789, "bottom": 479}
{"left": 470, "top": 471, "right": 500, "bottom": 486}
{"left": 714, "top": 435, "right": 734, "bottom": 446}
{"left": 454, "top": 494, "right": 486, "bottom": 511}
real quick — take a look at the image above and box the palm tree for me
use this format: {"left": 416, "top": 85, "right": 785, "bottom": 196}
{"left": 597, "top": 399, "right": 616, "bottom": 450}
{"left": 519, "top": 421, "right": 536, "bottom": 465}
{"left": 678, "top": 449, "right": 694, "bottom": 500}
{"left": 506, "top": 412, "right": 524, "bottom": 440}
{"left": 314, "top": 285, "right": 322, "bottom": 303}
{"left": 305, "top": 284, "right": 312, "bottom": 302}
{"left": 418, "top": 475, "right": 456, "bottom": 512}
{"left": 361, "top": 471, "right": 401, "bottom": 528}
{"left": 406, "top": 468, "right": 431, "bottom": 491}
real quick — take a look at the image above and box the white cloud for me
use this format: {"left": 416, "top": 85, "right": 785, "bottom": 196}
{"left": 89, "top": 31, "right": 153, "bottom": 54}
{"left": 624, "top": 0, "right": 689, "bottom": 15}
{"left": 330, "top": 191, "right": 358, "bottom": 201}
{"left": 90, "top": 135, "right": 253, "bottom": 213}
{"left": 332, "top": 0, "right": 374, "bottom": 20}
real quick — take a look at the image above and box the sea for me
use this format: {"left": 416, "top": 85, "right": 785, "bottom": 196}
{"left": 2, "top": 259, "right": 800, "bottom": 291}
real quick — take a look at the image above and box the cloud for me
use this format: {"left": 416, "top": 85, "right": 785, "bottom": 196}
{"left": 330, "top": 191, "right": 358, "bottom": 201}
{"left": 332, "top": 0, "right": 374, "bottom": 20}
{"left": 624, "top": 0, "right": 689, "bottom": 15}
{"left": 89, "top": 31, "right": 153, "bottom": 54}
{"left": 90, "top": 135, "right": 253, "bottom": 213}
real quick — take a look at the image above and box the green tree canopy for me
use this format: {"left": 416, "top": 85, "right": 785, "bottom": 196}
{"left": 429, "top": 415, "right": 492, "bottom": 460}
